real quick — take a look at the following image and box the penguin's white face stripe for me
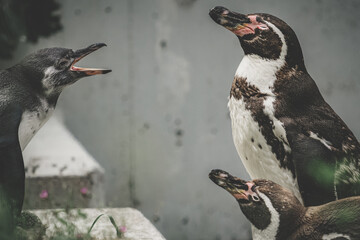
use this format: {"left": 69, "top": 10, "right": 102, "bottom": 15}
{"left": 265, "top": 21, "right": 288, "bottom": 60}
{"left": 322, "top": 233, "right": 351, "bottom": 240}
{"left": 42, "top": 66, "right": 61, "bottom": 94}
{"left": 252, "top": 192, "right": 280, "bottom": 240}
{"left": 309, "top": 131, "right": 333, "bottom": 151}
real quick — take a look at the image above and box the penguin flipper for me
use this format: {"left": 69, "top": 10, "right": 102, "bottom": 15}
{"left": 0, "top": 104, "right": 24, "bottom": 236}
{"left": 333, "top": 156, "right": 360, "bottom": 200}
{"left": 289, "top": 132, "right": 337, "bottom": 206}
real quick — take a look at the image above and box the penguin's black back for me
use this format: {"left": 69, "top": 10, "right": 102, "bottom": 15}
{"left": 273, "top": 70, "right": 360, "bottom": 205}
{"left": 289, "top": 197, "right": 360, "bottom": 240}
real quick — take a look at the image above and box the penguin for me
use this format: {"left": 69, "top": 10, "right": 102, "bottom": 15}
{"left": 209, "top": 169, "right": 360, "bottom": 240}
{"left": 209, "top": 6, "right": 360, "bottom": 206}
{"left": 0, "top": 43, "right": 111, "bottom": 236}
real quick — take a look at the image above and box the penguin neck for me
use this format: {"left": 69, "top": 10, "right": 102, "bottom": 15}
{"left": 245, "top": 192, "right": 306, "bottom": 240}
{"left": 235, "top": 21, "right": 288, "bottom": 95}
{"left": 234, "top": 54, "right": 286, "bottom": 95}
{"left": 249, "top": 192, "right": 281, "bottom": 240}
{"left": 9, "top": 64, "right": 43, "bottom": 92}
{"left": 276, "top": 205, "right": 307, "bottom": 239}
{"left": 11, "top": 64, "right": 61, "bottom": 107}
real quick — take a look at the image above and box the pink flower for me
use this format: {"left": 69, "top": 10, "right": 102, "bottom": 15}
{"left": 119, "top": 226, "right": 127, "bottom": 233}
{"left": 80, "top": 187, "right": 88, "bottom": 195}
{"left": 39, "top": 190, "right": 48, "bottom": 199}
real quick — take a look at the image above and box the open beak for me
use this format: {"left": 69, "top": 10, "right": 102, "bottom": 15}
{"left": 70, "top": 43, "right": 112, "bottom": 76}
{"left": 209, "top": 169, "right": 255, "bottom": 201}
{"left": 209, "top": 6, "right": 267, "bottom": 37}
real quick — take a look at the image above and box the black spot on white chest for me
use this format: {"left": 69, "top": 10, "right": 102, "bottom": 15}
{"left": 230, "top": 77, "right": 293, "bottom": 169}
{"left": 19, "top": 99, "right": 54, "bottom": 150}
{"left": 228, "top": 77, "right": 301, "bottom": 202}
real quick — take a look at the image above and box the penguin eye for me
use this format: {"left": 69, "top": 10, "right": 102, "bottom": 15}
{"left": 256, "top": 16, "right": 263, "bottom": 22}
{"left": 58, "top": 59, "right": 69, "bottom": 68}
{"left": 251, "top": 194, "right": 260, "bottom": 202}
{"left": 250, "top": 185, "right": 261, "bottom": 202}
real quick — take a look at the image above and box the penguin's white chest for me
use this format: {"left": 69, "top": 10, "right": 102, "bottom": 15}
{"left": 229, "top": 54, "right": 301, "bottom": 198}
{"left": 19, "top": 99, "right": 54, "bottom": 150}
{"left": 228, "top": 96, "right": 302, "bottom": 203}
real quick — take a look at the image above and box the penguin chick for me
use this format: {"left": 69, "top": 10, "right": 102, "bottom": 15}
{"left": 0, "top": 43, "right": 111, "bottom": 235}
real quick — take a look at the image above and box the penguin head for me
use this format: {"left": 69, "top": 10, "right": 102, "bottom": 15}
{"left": 20, "top": 43, "right": 111, "bottom": 95}
{"left": 209, "top": 6, "right": 305, "bottom": 70}
{"left": 209, "top": 169, "right": 304, "bottom": 235}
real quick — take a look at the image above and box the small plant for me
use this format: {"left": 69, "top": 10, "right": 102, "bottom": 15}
{"left": 49, "top": 209, "right": 88, "bottom": 240}
{"left": 49, "top": 210, "right": 128, "bottom": 240}
{"left": 88, "top": 214, "right": 127, "bottom": 239}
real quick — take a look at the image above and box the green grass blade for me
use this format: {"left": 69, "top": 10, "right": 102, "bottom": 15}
{"left": 108, "top": 215, "right": 121, "bottom": 237}
{"left": 87, "top": 214, "right": 105, "bottom": 235}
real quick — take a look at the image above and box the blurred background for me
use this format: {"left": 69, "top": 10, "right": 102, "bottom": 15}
{"left": 1, "top": 0, "right": 360, "bottom": 239}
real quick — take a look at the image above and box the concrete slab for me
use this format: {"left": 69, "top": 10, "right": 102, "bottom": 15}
{"left": 31, "top": 208, "right": 166, "bottom": 240}
{"left": 23, "top": 117, "right": 105, "bottom": 209}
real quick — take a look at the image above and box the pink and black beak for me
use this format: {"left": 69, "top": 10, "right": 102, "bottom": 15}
{"left": 70, "top": 43, "right": 111, "bottom": 76}
{"left": 209, "top": 169, "right": 259, "bottom": 203}
{"left": 209, "top": 6, "right": 268, "bottom": 37}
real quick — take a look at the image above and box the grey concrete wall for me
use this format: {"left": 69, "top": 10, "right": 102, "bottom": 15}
{"left": 1, "top": 0, "right": 360, "bottom": 239}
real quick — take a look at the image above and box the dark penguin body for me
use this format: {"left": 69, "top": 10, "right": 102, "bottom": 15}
{"left": 0, "top": 43, "right": 111, "bottom": 237}
{"left": 209, "top": 169, "right": 360, "bottom": 240}
{"left": 209, "top": 6, "right": 360, "bottom": 206}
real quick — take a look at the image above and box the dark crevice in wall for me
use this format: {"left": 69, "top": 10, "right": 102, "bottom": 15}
{"left": 127, "top": 0, "right": 140, "bottom": 208}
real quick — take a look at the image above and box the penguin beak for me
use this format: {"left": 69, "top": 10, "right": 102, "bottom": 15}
{"left": 209, "top": 6, "right": 268, "bottom": 37}
{"left": 209, "top": 169, "right": 250, "bottom": 201}
{"left": 70, "top": 43, "right": 112, "bottom": 76}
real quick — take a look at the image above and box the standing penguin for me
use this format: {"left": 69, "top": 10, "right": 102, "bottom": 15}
{"left": 0, "top": 43, "right": 111, "bottom": 236}
{"left": 209, "top": 6, "right": 360, "bottom": 206}
{"left": 209, "top": 169, "right": 360, "bottom": 240}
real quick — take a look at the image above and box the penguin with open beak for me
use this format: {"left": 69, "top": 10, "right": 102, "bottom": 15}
{"left": 0, "top": 43, "right": 111, "bottom": 237}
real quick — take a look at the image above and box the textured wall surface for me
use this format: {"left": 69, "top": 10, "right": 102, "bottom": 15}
{"left": 1, "top": 0, "right": 360, "bottom": 239}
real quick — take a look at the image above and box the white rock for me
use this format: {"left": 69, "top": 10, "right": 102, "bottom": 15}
{"left": 31, "top": 208, "right": 166, "bottom": 240}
